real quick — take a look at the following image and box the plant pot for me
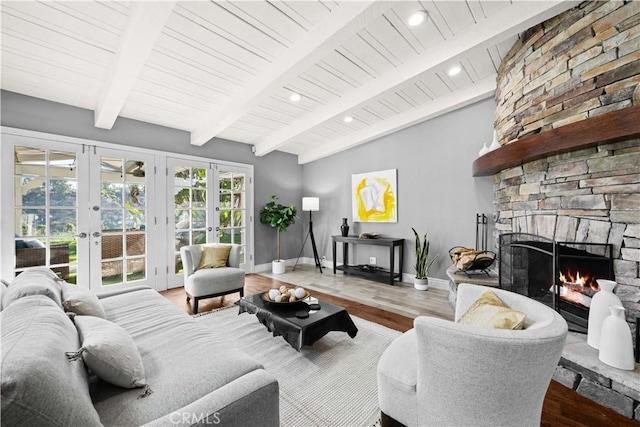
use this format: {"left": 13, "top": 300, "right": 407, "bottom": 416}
{"left": 414, "top": 278, "right": 429, "bottom": 291}
{"left": 272, "top": 260, "right": 286, "bottom": 274}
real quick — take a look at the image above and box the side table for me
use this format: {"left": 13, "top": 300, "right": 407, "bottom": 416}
{"left": 332, "top": 235, "right": 404, "bottom": 285}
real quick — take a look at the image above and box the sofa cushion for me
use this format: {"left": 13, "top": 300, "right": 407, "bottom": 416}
{"left": 68, "top": 315, "right": 148, "bottom": 390}
{"left": 92, "top": 288, "right": 266, "bottom": 426}
{"left": 62, "top": 283, "right": 107, "bottom": 318}
{"left": 458, "top": 291, "right": 526, "bottom": 330}
{"left": 25, "top": 239, "right": 46, "bottom": 248}
{"left": 197, "top": 245, "right": 232, "bottom": 270}
{"left": 1, "top": 295, "right": 102, "bottom": 426}
{"left": 2, "top": 268, "right": 63, "bottom": 309}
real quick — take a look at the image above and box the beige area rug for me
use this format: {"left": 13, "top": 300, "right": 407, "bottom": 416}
{"left": 194, "top": 306, "right": 400, "bottom": 427}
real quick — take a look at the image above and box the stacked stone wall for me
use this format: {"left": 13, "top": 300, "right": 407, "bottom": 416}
{"left": 495, "top": 0, "right": 640, "bottom": 144}
{"left": 493, "top": 138, "right": 640, "bottom": 334}
{"left": 492, "top": 0, "right": 640, "bottom": 355}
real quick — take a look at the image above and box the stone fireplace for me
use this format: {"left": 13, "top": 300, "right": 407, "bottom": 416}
{"left": 473, "top": 0, "right": 640, "bottom": 339}
{"left": 499, "top": 232, "right": 614, "bottom": 332}
{"left": 473, "top": 1, "right": 640, "bottom": 419}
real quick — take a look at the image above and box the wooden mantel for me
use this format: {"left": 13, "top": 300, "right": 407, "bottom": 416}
{"left": 472, "top": 105, "right": 640, "bottom": 177}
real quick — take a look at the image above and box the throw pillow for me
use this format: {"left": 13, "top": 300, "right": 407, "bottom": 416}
{"left": 458, "top": 290, "right": 526, "bottom": 330}
{"left": 66, "top": 315, "right": 151, "bottom": 394}
{"left": 196, "top": 245, "right": 232, "bottom": 270}
{"left": 2, "top": 268, "right": 63, "bottom": 309}
{"left": 61, "top": 283, "right": 107, "bottom": 318}
{"left": 25, "top": 239, "right": 46, "bottom": 248}
{"left": 1, "top": 295, "right": 102, "bottom": 426}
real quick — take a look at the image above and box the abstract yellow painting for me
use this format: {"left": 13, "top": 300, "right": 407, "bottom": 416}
{"left": 351, "top": 169, "right": 397, "bottom": 223}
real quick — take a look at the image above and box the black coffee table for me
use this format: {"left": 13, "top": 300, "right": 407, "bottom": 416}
{"left": 238, "top": 292, "right": 358, "bottom": 351}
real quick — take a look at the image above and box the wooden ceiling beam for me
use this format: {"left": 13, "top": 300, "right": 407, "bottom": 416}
{"left": 94, "top": 2, "right": 176, "bottom": 130}
{"left": 254, "top": 0, "right": 580, "bottom": 161}
{"left": 189, "top": 1, "right": 393, "bottom": 147}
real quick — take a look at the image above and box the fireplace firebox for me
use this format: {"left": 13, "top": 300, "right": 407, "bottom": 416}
{"left": 499, "top": 233, "right": 614, "bottom": 333}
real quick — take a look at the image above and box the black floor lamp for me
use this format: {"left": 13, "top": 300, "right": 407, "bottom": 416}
{"left": 293, "top": 197, "right": 322, "bottom": 273}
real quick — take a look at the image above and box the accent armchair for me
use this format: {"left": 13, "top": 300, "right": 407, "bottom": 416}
{"left": 377, "top": 283, "right": 568, "bottom": 427}
{"left": 179, "top": 244, "right": 245, "bottom": 314}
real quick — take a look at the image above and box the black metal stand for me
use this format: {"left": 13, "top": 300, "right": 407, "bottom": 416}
{"left": 293, "top": 211, "right": 323, "bottom": 273}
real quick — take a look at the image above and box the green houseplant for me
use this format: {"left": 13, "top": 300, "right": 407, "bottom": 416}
{"left": 259, "top": 195, "right": 297, "bottom": 274}
{"left": 412, "top": 227, "right": 439, "bottom": 290}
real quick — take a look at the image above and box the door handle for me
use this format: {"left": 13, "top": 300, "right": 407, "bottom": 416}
{"left": 92, "top": 232, "right": 102, "bottom": 238}
{"left": 76, "top": 232, "right": 88, "bottom": 239}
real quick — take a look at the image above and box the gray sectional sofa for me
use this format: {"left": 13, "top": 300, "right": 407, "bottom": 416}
{"left": 1, "top": 268, "right": 279, "bottom": 426}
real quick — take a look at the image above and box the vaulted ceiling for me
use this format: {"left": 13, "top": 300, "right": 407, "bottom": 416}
{"left": 1, "top": 1, "right": 579, "bottom": 164}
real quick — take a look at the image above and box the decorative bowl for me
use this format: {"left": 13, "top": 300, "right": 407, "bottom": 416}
{"left": 262, "top": 290, "right": 310, "bottom": 305}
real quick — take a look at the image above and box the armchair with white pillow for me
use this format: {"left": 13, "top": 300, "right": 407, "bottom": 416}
{"left": 377, "top": 283, "right": 568, "bottom": 427}
{"left": 180, "top": 243, "right": 245, "bottom": 314}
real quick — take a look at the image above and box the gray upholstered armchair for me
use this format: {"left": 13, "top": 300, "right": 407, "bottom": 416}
{"left": 179, "top": 244, "right": 245, "bottom": 314}
{"left": 377, "top": 283, "right": 568, "bottom": 427}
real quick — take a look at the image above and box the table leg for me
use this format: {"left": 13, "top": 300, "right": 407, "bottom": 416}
{"left": 343, "top": 243, "right": 348, "bottom": 269}
{"left": 332, "top": 240, "right": 337, "bottom": 274}
{"left": 399, "top": 242, "right": 403, "bottom": 284}
{"left": 389, "top": 243, "right": 395, "bottom": 285}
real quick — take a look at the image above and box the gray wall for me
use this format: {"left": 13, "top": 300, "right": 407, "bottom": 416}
{"left": 301, "top": 98, "right": 495, "bottom": 280}
{"left": 1, "top": 90, "right": 303, "bottom": 265}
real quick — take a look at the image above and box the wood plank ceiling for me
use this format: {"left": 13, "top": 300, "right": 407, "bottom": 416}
{"left": 1, "top": 1, "right": 580, "bottom": 164}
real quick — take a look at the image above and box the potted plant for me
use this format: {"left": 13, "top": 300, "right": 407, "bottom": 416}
{"left": 412, "top": 227, "right": 439, "bottom": 290}
{"left": 259, "top": 195, "right": 297, "bottom": 274}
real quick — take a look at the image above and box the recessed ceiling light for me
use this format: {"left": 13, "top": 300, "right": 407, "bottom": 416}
{"left": 408, "top": 10, "right": 427, "bottom": 27}
{"left": 448, "top": 65, "right": 462, "bottom": 76}
{"left": 289, "top": 92, "right": 302, "bottom": 102}
{"left": 343, "top": 116, "right": 353, "bottom": 123}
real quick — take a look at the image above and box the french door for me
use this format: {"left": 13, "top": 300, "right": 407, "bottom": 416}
{"left": 8, "top": 139, "right": 87, "bottom": 284}
{"left": 3, "top": 134, "right": 156, "bottom": 291}
{"left": 166, "top": 159, "right": 252, "bottom": 289}
{"left": 88, "top": 147, "right": 156, "bottom": 292}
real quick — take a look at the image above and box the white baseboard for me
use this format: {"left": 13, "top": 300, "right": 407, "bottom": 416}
{"left": 401, "top": 273, "right": 449, "bottom": 290}
{"left": 254, "top": 257, "right": 313, "bottom": 273}
{"left": 257, "top": 260, "right": 449, "bottom": 291}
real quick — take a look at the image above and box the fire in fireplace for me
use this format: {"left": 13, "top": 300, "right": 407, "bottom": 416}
{"left": 557, "top": 269, "right": 598, "bottom": 307}
{"left": 499, "top": 233, "right": 614, "bottom": 332}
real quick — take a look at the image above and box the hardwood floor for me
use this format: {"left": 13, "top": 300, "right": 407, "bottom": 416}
{"left": 160, "top": 265, "right": 638, "bottom": 427}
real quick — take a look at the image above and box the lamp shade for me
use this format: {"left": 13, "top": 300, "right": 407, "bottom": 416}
{"left": 302, "top": 197, "right": 319, "bottom": 211}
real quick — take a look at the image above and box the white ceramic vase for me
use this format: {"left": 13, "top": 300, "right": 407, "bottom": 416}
{"left": 598, "top": 305, "right": 636, "bottom": 370}
{"left": 587, "top": 279, "right": 622, "bottom": 349}
{"left": 488, "top": 131, "right": 501, "bottom": 151}
{"left": 478, "top": 143, "right": 490, "bottom": 157}
{"left": 414, "top": 278, "right": 429, "bottom": 291}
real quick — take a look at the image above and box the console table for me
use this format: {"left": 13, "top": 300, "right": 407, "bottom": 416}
{"left": 332, "top": 235, "right": 404, "bottom": 285}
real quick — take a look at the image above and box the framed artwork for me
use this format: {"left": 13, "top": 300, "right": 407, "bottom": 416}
{"left": 351, "top": 169, "right": 397, "bottom": 223}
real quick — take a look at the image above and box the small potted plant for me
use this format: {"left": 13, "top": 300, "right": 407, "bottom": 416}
{"left": 412, "top": 227, "right": 439, "bottom": 290}
{"left": 259, "top": 195, "right": 297, "bottom": 274}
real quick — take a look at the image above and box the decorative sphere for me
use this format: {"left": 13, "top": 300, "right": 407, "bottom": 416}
{"left": 294, "top": 287, "right": 306, "bottom": 299}
{"left": 274, "top": 295, "right": 283, "bottom": 303}
{"left": 268, "top": 289, "right": 280, "bottom": 300}
{"left": 279, "top": 285, "right": 288, "bottom": 294}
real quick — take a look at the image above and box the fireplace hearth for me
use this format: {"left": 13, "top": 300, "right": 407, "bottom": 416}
{"left": 499, "top": 233, "right": 614, "bottom": 333}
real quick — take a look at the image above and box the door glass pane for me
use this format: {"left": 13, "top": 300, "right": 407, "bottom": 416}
{"left": 100, "top": 155, "right": 148, "bottom": 286}
{"left": 172, "top": 165, "right": 209, "bottom": 274}
{"left": 13, "top": 146, "right": 77, "bottom": 282}
{"left": 218, "top": 170, "right": 246, "bottom": 264}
